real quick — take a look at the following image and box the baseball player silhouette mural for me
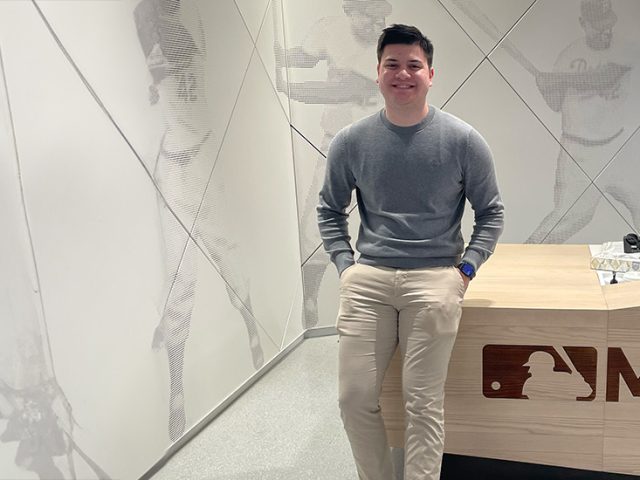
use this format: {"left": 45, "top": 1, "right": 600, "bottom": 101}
{"left": 0, "top": 50, "right": 109, "bottom": 479}
{"left": 134, "top": 0, "right": 264, "bottom": 441}
{"left": 274, "top": 0, "right": 391, "bottom": 327}
{"left": 451, "top": 0, "right": 639, "bottom": 243}
{"left": 526, "top": 0, "right": 640, "bottom": 242}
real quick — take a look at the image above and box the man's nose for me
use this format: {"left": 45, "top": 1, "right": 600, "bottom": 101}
{"left": 395, "top": 69, "right": 410, "bottom": 79}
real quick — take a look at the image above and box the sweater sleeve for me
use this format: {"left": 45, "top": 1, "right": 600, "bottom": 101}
{"left": 460, "top": 129, "right": 504, "bottom": 271}
{"left": 317, "top": 128, "right": 356, "bottom": 276}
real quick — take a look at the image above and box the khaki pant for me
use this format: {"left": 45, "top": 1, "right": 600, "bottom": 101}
{"left": 337, "top": 263, "right": 465, "bottom": 480}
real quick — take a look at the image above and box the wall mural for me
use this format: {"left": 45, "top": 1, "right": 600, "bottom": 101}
{"left": 521, "top": 0, "right": 640, "bottom": 242}
{"left": 285, "top": 0, "right": 640, "bottom": 328}
{"left": 277, "top": 0, "right": 390, "bottom": 328}
{"left": 0, "top": 0, "right": 639, "bottom": 478}
{"left": 132, "top": 0, "right": 265, "bottom": 441}
{"left": 0, "top": 48, "right": 109, "bottom": 480}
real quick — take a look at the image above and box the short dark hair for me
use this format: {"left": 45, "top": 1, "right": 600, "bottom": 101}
{"left": 377, "top": 24, "right": 433, "bottom": 67}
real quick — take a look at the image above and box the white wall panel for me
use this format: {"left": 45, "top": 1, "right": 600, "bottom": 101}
{"left": 1, "top": 0, "right": 639, "bottom": 477}
{"left": 183, "top": 238, "right": 281, "bottom": 429}
{"left": 304, "top": 207, "right": 361, "bottom": 329}
{"left": 235, "top": 0, "right": 271, "bottom": 44}
{"left": 439, "top": 0, "right": 536, "bottom": 54}
{"left": 444, "top": 59, "right": 589, "bottom": 243}
{"left": 282, "top": 0, "right": 385, "bottom": 154}
{"left": 1, "top": 2, "right": 169, "bottom": 478}
{"left": 35, "top": 0, "right": 256, "bottom": 232}
{"left": 489, "top": 0, "right": 640, "bottom": 177}
{"left": 596, "top": 131, "right": 640, "bottom": 231}
{"left": 281, "top": 280, "right": 304, "bottom": 349}
{"left": 197, "top": 50, "right": 302, "bottom": 350}
{"left": 558, "top": 185, "right": 637, "bottom": 245}
{"left": 255, "top": 0, "right": 290, "bottom": 120}
{"left": 290, "top": 129, "right": 326, "bottom": 264}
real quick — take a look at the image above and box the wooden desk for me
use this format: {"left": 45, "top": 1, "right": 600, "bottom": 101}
{"left": 379, "top": 244, "right": 640, "bottom": 475}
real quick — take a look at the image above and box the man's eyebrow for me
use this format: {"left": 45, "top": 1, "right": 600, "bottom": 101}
{"left": 383, "top": 57, "right": 424, "bottom": 64}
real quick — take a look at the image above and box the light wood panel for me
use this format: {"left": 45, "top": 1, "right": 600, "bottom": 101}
{"left": 379, "top": 244, "right": 640, "bottom": 475}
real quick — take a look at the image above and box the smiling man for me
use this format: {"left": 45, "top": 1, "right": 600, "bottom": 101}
{"left": 317, "top": 24, "right": 504, "bottom": 479}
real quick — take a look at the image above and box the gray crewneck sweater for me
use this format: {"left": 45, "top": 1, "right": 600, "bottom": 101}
{"left": 317, "top": 107, "right": 504, "bottom": 276}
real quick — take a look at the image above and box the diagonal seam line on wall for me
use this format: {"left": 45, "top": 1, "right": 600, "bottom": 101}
{"left": 290, "top": 125, "right": 324, "bottom": 267}
{"left": 291, "top": 126, "right": 358, "bottom": 268}
{"left": 275, "top": 0, "right": 292, "bottom": 122}
{"left": 275, "top": 0, "right": 307, "bottom": 272}
{"left": 291, "top": 124, "right": 326, "bottom": 158}
{"left": 0, "top": 45, "right": 61, "bottom": 391}
{"left": 583, "top": 123, "right": 640, "bottom": 235}
{"left": 477, "top": 0, "right": 539, "bottom": 59}
{"left": 278, "top": 0, "right": 298, "bottom": 123}
{"left": 438, "top": 0, "right": 627, "bottom": 243}
{"left": 483, "top": 56, "right": 633, "bottom": 242}
{"left": 29, "top": 0, "right": 218, "bottom": 349}
{"left": 2, "top": 38, "right": 111, "bottom": 480}
{"left": 252, "top": 32, "right": 291, "bottom": 129}
{"left": 30, "top": 1, "right": 280, "bottom": 352}
{"left": 249, "top": 0, "right": 287, "bottom": 119}
{"left": 439, "top": 0, "right": 539, "bottom": 109}
{"left": 478, "top": 53, "right": 598, "bottom": 237}
{"left": 279, "top": 279, "right": 300, "bottom": 350}
{"left": 185, "top": 47, "right": 281, "bottom": 352}
{"left": 250, "top": 0, "right": 274, "bottom": 52}
{"left": 232, "top": 0, "right": 270, "bottom": 48}
{"left": 437, "top": 0, "right": 490, "bottom": 109}
{"left": 484, "top": 55, "right": 588, "bottom": 174}
{"left": 300, "top": 203, "right": 358, "bottom": 269}
{"left": 473, "top": 0, "right": 635, "bottom": 241}
{"left": 536, "top": 185, "right": 593, "bottom": 244}
{"left": 29, "top": 1, "right": 198, "bottom": 261}
{"left": 592, "top": 122, "right": 640, "bottom": 182}
{"left": 437, "top": 0, "right": 632, "bottom": 243}
{"left": 440, "top": 58, "right": 486, "bottom": 110}
{"left": 289, "top": 126, "right": 331, "bottom": 267}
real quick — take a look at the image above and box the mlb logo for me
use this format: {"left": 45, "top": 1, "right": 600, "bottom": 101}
{"left": 482, "top": 345, "right": 597, "bottom": 401}
{"left": 482, "top": 345, "right": 640, "bottom": 402}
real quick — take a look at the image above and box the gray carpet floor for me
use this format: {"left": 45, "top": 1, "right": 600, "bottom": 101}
{"left": 150, "top": 335, "right": 360, "bottom": 480}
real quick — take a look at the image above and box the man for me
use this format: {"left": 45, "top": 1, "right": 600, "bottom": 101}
{"left": 317, "top": 24, "right": 504, "bottom": 479}
{"left": 527, "top": 0, "right": 638, "bottom": 243}
{"left": 274, "top": 0, "right": 392, "bottom": 327}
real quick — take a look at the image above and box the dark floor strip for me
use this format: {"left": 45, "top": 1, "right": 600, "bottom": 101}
{"left": 441, "top": 454, "right": 639, "bottom": 480}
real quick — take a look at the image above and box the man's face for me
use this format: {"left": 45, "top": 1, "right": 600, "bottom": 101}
{"left": 348, "top": 1, "right": 391, "bottom": 44}
{"left": 376, "top": 43, "right": 434, "bottom": 111}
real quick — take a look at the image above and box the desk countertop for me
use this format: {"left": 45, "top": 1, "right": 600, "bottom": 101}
{"left": 465, "top": 244, "right": 609, "bottom": 311}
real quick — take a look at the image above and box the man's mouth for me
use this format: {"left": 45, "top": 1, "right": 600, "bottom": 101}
{"left": 393, "top": 84, "right": 414, "bottom": 89}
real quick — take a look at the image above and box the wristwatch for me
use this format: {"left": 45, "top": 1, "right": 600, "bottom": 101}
{"left": 457, "top": 262, "right": 476, "bottom": 280}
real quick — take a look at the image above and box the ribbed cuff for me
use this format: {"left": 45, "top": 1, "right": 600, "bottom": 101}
{"left": 461, "top": 248, "right": 484, "bottom": 271}
{"left": 333, "top": 251, "right": 355, "bottom": 277}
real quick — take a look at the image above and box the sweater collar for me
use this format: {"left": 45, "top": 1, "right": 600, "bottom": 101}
{"left": 379, "top": 106, "right": 436, "bottom": 134}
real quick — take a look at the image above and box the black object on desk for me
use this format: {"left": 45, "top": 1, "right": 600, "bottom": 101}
{"left": 623, "top": 233, "right": 639, "bottom": 253}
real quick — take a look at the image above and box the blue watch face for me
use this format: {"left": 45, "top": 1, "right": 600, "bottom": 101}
{"left": 460, "top": 263, "right": 475, "bottom": 277}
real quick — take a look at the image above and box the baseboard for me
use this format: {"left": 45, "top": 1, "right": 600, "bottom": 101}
{"left": 138, "top": 332, "right": 306, "bottom": 480}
